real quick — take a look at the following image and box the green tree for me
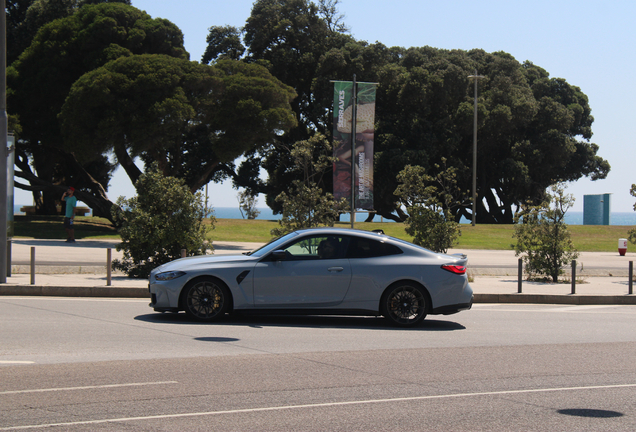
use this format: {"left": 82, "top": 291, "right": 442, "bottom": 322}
{"left": 60, "top": 55, "right": 297, "bottom": 197}
{"left": 201, "top": 25, "right": 245, "bottom": 62}
{"left": 374, "top": 48, "right": 609, "bottom": 223}
{"left": 394, "top": 161, "right": 462, "bottom": 253}
{"left": 204, "top": 2, "right": 608, "bottom": 223}
{"left": 238, "top": 190, "right": 260, "bottom": 220}
{"left": 271, "top": 134, "right": 348, "bottom": 236}
{"left": 112, "top": 166, "right": 211, "bottom": 278}
{"left": 203, "top": 0, "right": 358, "bottom": 213}
{"left": 513, "top": 183, "right": 579, "bottom": 282}
{"left": 8, "top": 2, "right": 187, "bottom": 216}
{"left": 6, "top": 0, "right": 132, "bottom": 65}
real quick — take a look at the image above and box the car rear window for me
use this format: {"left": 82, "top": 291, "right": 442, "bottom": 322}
{"left": 346, "top": 237, "right": 403, "bottom": 258}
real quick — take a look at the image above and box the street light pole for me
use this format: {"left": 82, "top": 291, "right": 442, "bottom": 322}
{"left": 468, "top": 70, "right": 484, "bottom": 227}
{"left": 0, "top": 0, "right": 8, "bottom": 282}
{"left": 350, "top": 74, "right": 357, "bottom": 229}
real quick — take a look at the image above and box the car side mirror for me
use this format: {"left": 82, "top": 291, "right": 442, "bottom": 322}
{"left": 271, "top": 250, "right": 287, "bottom": 261}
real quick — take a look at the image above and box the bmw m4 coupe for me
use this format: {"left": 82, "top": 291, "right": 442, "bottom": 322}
{"left": 148, "top": 228, "right": 473, "bottom": 326}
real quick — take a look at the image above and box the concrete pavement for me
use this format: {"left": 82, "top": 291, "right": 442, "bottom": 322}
{"left": 1, "top": 238, "right": 635, "bottom": 304}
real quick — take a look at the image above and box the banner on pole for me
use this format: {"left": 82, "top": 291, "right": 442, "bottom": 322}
{"left": 332, "top": 81, "right": 377, "bottom": 210}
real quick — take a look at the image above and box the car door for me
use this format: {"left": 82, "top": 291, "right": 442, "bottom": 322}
{"left": 252, "top": 234, "right": 352, "bottom": 307}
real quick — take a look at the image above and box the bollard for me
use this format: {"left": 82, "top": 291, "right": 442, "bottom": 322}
{"left": 518, "top": 258, "right": 523, "bottom": 293}
{"left": 7, "top": 239, "right": 11, "bottom": 278}
{"left": 571, "top": 260, "right": 576, "bottom": 294}
{"left": 30, "top": 247, "right": 35, "bottom": 285}
{"left": 106, "top": 248, "right": 112, "bottom": 286}
{"left": 630, "top": 261, "right": 633, "bottom": 295}
{"left": 181, "top": 249, "right": 186, "bottom": 258}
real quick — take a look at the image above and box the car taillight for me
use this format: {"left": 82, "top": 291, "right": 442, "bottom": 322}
{"left": 441, "top": 265, "right": 467, "bottom": 275}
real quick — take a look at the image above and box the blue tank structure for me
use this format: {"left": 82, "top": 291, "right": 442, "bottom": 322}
{"left": 583, "top": 193, "right": 611, "bottom": 225}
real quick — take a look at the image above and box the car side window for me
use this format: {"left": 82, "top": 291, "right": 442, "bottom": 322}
{"left": 282, "top": 235, "right": 347, "bottom": 260}
{"left": 345, "top": 237, "right": 403, "bottom": 258}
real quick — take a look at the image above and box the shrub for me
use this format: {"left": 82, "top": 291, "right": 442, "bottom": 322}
{"left": 394, "top": 161, "right": 462, "bottom": 253}
{"left": 404, "top": 205, "right": 460, "bottom": 253}
{"left": 513, "top": 183, "right": 578, "bottom": 282}
{"left": 270, "top": 134, "right": 348, "bottom": 237}
{"left": 112, "top": 167, "right": 211, "bottom": 278}
{"left": 271, "top": 181, "right": 348, "bottom": 237}
{"left": 628, "top": 184, "right": 636, "bottom": 245}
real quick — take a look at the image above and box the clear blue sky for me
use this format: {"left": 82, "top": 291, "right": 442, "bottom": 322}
{"left": 18, "top": 0, "right": 635, "bottom": 213}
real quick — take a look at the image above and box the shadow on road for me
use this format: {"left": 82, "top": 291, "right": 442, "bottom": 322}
{"left": 134, "top": 312, "right": 466, "bottom": 331}
{"left": 558, "top": 408, "right": 624, "bottom": 418}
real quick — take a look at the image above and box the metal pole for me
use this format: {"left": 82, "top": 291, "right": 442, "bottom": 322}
{"left": 6, "top": 239, "right": 10, "bottom": 277}
{"left": 629, "top": 261, "right": 633, "bottom": 295}
{"left": 468, "top": 70, "right": 484, "bottom": 227}
{"left": 106, "top": 248, "right": 112, "bottom": 286}
{"left": 471, "top": 74, "right": 477, "bottom": 226}
{"left": 0, "top": 0, "right": 8, "bottom": 283}
{"left": 518, "top": 258, "right": 523, "bottom": 293}
{"left": 30, "top": 247, "right": 35, "bottom": 285}
{"left": 571, "top": 260, "right": 576, "bottom": 294}
{"left": 350, "top": 74, "right": 357, "bottom": 229}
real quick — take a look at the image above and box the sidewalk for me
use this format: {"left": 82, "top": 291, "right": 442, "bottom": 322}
{"left": 1, "top": 239, "right": 635, "bottom": 304}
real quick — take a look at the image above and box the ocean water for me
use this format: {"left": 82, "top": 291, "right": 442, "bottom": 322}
{"left": 208, "top": 209, "right": 636, "bottom": 225}
{"left": 13, "top": 205, "right": 636, "bottom": 226}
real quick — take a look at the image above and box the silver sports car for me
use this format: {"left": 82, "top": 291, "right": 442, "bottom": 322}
{"left": 148, "top": 228, "right": 473, "bottom": 326}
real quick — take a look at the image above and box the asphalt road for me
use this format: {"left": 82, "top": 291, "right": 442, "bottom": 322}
{"left": 2, "top": 298, "right": 636, "bottom": 431}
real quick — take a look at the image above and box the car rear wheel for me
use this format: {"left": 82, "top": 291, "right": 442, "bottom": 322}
{"left": 381, "top": 282, "right": 428, "bottom": 327}
{"left": 182, "top": 277, "right": 231, "bottom": 322}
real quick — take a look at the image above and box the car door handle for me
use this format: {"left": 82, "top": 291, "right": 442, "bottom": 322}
{"left": 328, "top": 267, "right": 344, "bottom": 272}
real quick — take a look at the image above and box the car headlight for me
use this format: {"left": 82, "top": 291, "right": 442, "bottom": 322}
{"left": 155, "top": 271, "right": 186, "bottom": 281}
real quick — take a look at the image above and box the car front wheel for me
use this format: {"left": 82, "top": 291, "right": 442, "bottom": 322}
{"left": 182, "top": 277, "right": 231, "bottom": 322}
{"left": 381, "top": 282, "right": 428, "bottom": 327}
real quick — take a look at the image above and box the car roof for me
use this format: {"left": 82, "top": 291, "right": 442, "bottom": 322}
{"left": 291, "top": 227, "right": 448, "bottom": 257}
{"left": 293, "top": 227, "right": 389, "bottom": 238}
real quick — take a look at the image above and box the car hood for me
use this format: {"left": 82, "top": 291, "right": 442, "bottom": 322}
{"left": 152, "top": 253, "right": 257, "bottom": 274}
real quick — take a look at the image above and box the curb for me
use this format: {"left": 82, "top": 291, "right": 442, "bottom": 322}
{"left": 474, "top": 293, "right": 636, "bottom": 305}
{"left": 0, "top": 286, "right": 148, "bottom": 298}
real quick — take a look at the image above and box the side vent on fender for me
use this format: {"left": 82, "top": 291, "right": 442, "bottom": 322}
{"left": 236, "top": 270, "right": 250, "bottom": 284}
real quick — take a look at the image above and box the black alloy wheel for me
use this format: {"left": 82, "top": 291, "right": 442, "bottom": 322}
{"left": 381, "top": 283, "right": 428, "bottom": 327}
{"left": 182, "top": 277, "right": 231, "bottom": 322}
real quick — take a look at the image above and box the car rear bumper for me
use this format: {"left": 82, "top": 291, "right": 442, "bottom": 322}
{"left": 430, "top": 295, "right": 473, "bottom": 315}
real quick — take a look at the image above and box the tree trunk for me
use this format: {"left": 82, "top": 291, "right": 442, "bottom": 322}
{"left": 15, "top": 148, "right": 119, "bottom": 224}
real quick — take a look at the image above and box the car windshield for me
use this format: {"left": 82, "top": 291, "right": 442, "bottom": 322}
{"left": 247, "top": 231, "right": 300, "bottom": 257}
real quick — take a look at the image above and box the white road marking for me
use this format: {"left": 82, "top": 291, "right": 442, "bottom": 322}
{"left": 2, "top": 383, "right": 635, "bottom": 430}
{"left": 0, "top": 297, "right": 147, "bottom": 302}
{"left": 0, "top": 381, "right": 178, "bottom": 396}
{"left": 472, "top": 304, "right": 635, "bottom": 313}
{"left": 0, "top": 361, "right": 35, "bottom": 365}
{"left": 543, "top": 305, "right": 620, "bottom": 312}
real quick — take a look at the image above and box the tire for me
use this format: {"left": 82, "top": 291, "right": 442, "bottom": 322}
{"left": 381, "top": 282, "right": 428, "bottom": 327}
{"left": 181, "top": 277, "right": 232, "bottom": 322}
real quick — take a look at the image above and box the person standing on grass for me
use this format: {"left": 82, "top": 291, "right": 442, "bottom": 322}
{"left": 61, "top": 187, "right": 77, "bottom": 243}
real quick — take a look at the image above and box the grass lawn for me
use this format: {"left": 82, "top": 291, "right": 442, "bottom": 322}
{"left": 13, "top": 215, "right": 636, "bottom": 253}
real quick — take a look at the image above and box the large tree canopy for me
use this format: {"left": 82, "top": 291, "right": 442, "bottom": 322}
{"left": 6, "top": 0, "right": 132, "bottom": 65}
{"left": 203, "top": 0, "right": 609, "bottom": 223}
{"left": 8, "top": 0, "right": 610, "bottom": 224}
{"left": 8, "top": 2, "right": 188, "bottom": 216}
{"left": 59, "top": 55, "right": 298, "bottom": 193}
{"left": 203, "top": 0, "right": 358, "bottom": 210}
{"left": 373, "top": 48, "right": 610, "bottom": 223}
